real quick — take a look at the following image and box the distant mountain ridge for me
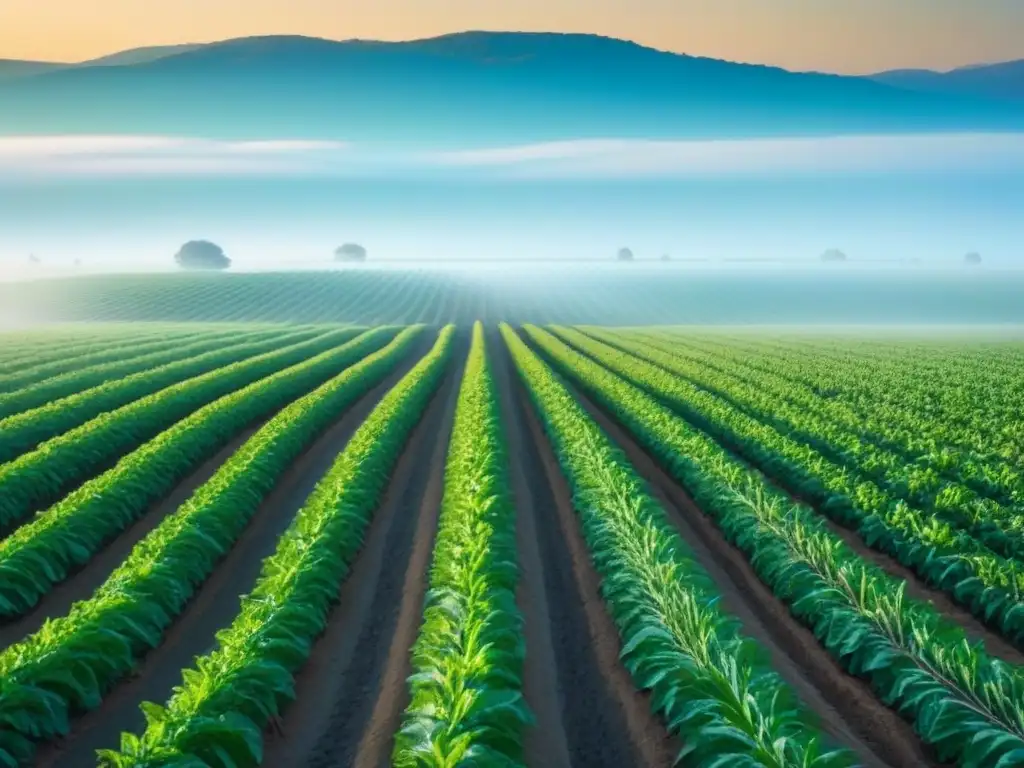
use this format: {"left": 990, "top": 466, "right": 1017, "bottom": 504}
{"left": 1, "top": 32, "right": 1022, "bottom": 142}
{"left": 871, "top": 59, "right": 1024, "bottom": 102}
{"left": 0, "top": 59, "right": 64, "bottom": 81}
{"left": 0, "top": 44, "right": 204, "bottom": 82}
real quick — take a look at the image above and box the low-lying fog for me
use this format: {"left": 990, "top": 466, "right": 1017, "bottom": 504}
{"left": 1, "top": 132, "right": 1022, "bottom": 276}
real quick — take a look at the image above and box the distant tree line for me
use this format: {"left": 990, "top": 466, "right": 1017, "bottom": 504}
{"left": 162, "top": 241, "right": 986, "bottom": 269}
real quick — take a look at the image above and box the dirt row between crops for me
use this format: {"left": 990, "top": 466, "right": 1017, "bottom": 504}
{"left": 34, "top": 334, "right": 439, "bottom": 768}
{"left": 493, "top": 332, "right": 679, "bottom": 768}
{"left": 259, "top": 332, "right": 467, "bottom": 768}
{"left": 516, "top": 331, "right": 943, "bottom": 768}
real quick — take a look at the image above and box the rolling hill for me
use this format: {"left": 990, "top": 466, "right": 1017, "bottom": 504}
{"left": 1, "top": 32, "right": 1022, "bottom": 142}
{"left": 0, "top": 59, "right": 63, "bottom": 81}
{"left": 0, "top": 45, "right": 203, "bottom": 81}
{"left": 872, "top": 59, "right": 1024, "bottom": 102}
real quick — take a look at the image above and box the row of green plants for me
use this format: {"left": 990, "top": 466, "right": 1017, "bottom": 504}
{"left": 0, "top": 327, "right": 363, "bottom": 535}
{"left": 633, "top": 331, "right": 1024, "bottom": 509}
{"left": 0, "top": 328, "right": 216, "bottom": 394}
{"left": 700, "top": 330, "right": 1024, "bottom": 386}
{"left": 525, "top": 324, "right": 1024, "bottom": 768}
{"left": 0, "top": 327, "right": 196, "bottom": 374}
{"left": 775, "top": 337, "right": 1024, "bottom": 405}
{"left": 0, "top": 328, "right": 315, "bottom": 462}
{"left": 591, "top": 329, "right": 1024, "bottom": 562}
{"left": 0, "top": 326, "right": 430, "bottom": 767}
{"left": 551, "top": 327, "right": 1024, "bottom": 648}
{"left": 0, "top": 326, "right": 405, "bottom": 620}
{"left": 0, "top": 326, "right": 305, "bottom": 422}
{"left": 508, "top": 325, "right": 853, "bottom": 767}
{"left": 757, "top": 335, "right": 1024, "bottom": 458}
{"left": 685, "top": 334, "right": 1024, "bottom": 462}
{"left": 393, "top": 322, "right": 531, "bottom": 767}
{"left": 97, "top": 326, "right": 456, "bottom": 768}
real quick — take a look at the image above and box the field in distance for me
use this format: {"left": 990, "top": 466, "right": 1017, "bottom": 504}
{"left": 0, "top": 321, "right": 1023, "bottom": 766}
{"left": 4, "top": 267, "right": 1024, "bottom": 326}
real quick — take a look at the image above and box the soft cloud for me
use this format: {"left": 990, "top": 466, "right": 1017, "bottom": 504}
{"left": 428, "top": 134, "right": 1024, "bottom": 177}
{"left": 0, "top": 135, "right": 350, "bottom": 176}
{"left": 1, "top": 133, "right": 1023, "bottom": 178}
{"left": 426, "top": 140, "right": 635, "bottom": 166}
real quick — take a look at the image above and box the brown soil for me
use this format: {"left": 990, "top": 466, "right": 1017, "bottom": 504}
{"left": 0, "top": 423, "right": 264, "bottom": 651}
{"left": 33, "top": 338, "right": 433, "bottom": 768}
{"left": 495, "top": 335, "right": 677, "bottom": 768}
{"left": 261, "top": 337, "right": 466, "bottom": 768}
{"left": 492, "top": 339, "right": 572, "bottom": 768}
{"left": 547, "top": 363, "right": 940, "bottom": 768}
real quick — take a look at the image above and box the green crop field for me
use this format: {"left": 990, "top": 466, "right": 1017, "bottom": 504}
{"left": 0, "top": 310, "right": 1023, "bottom": 767}
{"left": 4, "top": 268, "right": 1024, "bottom": 326}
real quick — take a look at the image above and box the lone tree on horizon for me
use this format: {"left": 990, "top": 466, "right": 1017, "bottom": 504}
{"left": 335, "top": 243, "right": 367, "bottom": 262}
{"left": 820, "top": 248, "right": 847, "bottom": 263}
{"left": 661, "top": 253, "right": 671, "bottom": 261}
{"left": 174, "top": 240, "right": 230, "bottom": 271}
{"left": 617, "top": 247, "right": 634, "bottom": 262}
{"left": 965, "top": 251, "right": 982, "bottom": 265}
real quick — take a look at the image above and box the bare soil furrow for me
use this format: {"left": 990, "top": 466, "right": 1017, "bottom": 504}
{"left": 491, "top": 332, "right": 572, "bottom": 768}
{"left": 261, "top": 336, "right": 466, "bottom": 768}
{"left": 500, "top": 338, "right": 677, "bottom": 768}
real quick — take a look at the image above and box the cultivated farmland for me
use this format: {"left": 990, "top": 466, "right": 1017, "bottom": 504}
{"left": 1, "top": 314, "right": 1023, "bottom": 767}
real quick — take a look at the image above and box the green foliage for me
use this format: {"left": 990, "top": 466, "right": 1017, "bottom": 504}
{"left": 0, "top": 329, "right": 216, "bottom": 394}
{"left": 506, "top": 325, "right": 851, "bottom": 768}
{"left": 525, "top": 324, "right": 1024, "bottom": 767}
{"left": 0, "top": 328, "right": 214, "bottom": 376}
{"left": 585, "top": 327, "right": 1024, "bottom": 564}
{"left": 653, "top": 332, "right": 1024, "bottom": 481}
{"left": 551, "top": 327, "right": 1024, "bottom": 647}
{"left": 0, "top": 327, "right": 320, "bottom": 461}
{"left": 98, "top": 325, "right": 455, "bottom": 767}
{"left": 0, "top": 327, "right": 402, "bottom": 620}
{"left": 0, "top": 326, "right": 426, "bottom": 764}
{"left": 394, "top": 322, "right": 531, "bottom": 767}
{"left": 0, "top": 327, "right": 363, "bottom": 534}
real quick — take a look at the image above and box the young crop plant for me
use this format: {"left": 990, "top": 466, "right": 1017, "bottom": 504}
{"left": 97, "top": 326, "right": 457, "bottom": 768}
{"left": 0, "top": 326, "right": 404, "bottom": 620}
{"left": 0, "top": 326, "right": 429, "bottom": 767}
{"left": 584, "top": 327, "right": 1024, "bottom": 564}
{"left": 523, "top": 324, "right": 1024, "bottom": 768}
{"left": 0, "top": 326, "right": 363, "bottom": 534}
{"left": 502, "top": 325, "right": 853, "bottom": 768}
{"left": 549, "top": 326, "right": 1024, "bottom": 648}
{"left": 0, "top": 327, "right": 298, "bottom": 421}
{"left": 0, "top": 327, "right": 317, "bottom": 462}
{"left": 393, "top": 322, "right": 531, "bottom": 767}
{"left": 0, "top": 331, "right": 215, "bottom": 393}
{"left": 0, "top": 330, "right": 182, "bottom": 373}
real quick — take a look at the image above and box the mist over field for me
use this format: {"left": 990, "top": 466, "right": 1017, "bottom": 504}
{"left": 2, "top": 33, "right": 1022, "bottom": 328}
{"left": 2, "top": 133, "right": 1024, "bottom": 273}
